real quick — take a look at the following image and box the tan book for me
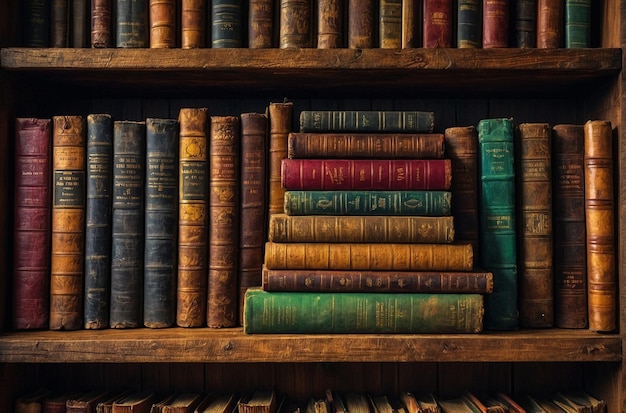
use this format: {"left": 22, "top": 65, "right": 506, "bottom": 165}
{"left": 380, "top": 0, "right": 402, "bottom": 48}
{"left": 181, "top": 0, "right": 206, "bottom": 48}
{"left": 194, "top": 393, "right": 239, "bottom": 413}
{"left": 15, "top": 388, "right": 53, "bottom": 413}
{"left": 317, "top": 0, "right": 342, "bottom": 48}
{"left": 402, "top": 0, "right": 419, "bottom": 48}
{"left": 150, "top": 0, "right": 177, "bottom": 48}
{"left": 238, "top": 391, "right": 278, "bottom": 413}
{"left": 66, "top": 390, "right": 111, "bottom": 413}
{"left": 267, "top": 101, "right": 294, "bottom": 218}
{"left": 279, "top": 0, "right": 312, "bottom": 48}
{"left": 111, "top": 392, "right": 156, "bottom": 413}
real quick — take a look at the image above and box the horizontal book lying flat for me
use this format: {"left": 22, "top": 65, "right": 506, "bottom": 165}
{"left": 299, "top": 110, "right": 435, "bottom": 133}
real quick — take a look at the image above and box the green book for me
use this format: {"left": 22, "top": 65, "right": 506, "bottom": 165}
{"left": 243, "top": 287, "right": 484, "bottom": 334}
{"left": 565, "top": 0, "right": 591, "bottom": 48}
{"left": 299, "top": 110, "right": 435, "bottom": 133}
{"left": 478, "top": 118, "right": 518, "bottom": 330}
{"left": 284, "top": 190, "right": 452, "bottom": 216}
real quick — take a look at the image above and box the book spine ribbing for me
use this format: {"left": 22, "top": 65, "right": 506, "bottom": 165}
{"left": 317, "top": 0, "right": 342, "bottom": 48}
{"left": 116, "top": 0, "right": 149, "bottom": 47}
{"left": 149, "top": 0, "right": 177, "bottom": 48}
{"left": 299, "top": 110, "right": 435, "bottom": 133}
{"left": 565, "top": 0, "right": 591, "bottom": 48}
{"left": 279, "top": 0, "right": 312, "bottom": 48}
{"left": 181, "top": 0, "right": 206, "bottom": 48}
{"left": 457, "top": 0, "right": 481, "bottom": 48}
{"left": 249, "top": 0, "right": 274, "bottom": 48}
{"left": 212, "top": 0, "right": 243, "bottom": 48}
{"left": 91, "top": 0, "right": 112, "bottom": 47}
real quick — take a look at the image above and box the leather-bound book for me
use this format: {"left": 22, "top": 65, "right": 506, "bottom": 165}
{"left": 195, "top": 393, "right": 239, "bottom": 413}
{"left": 483, "top": 0, "right": 509, "bottom": 48}
{"left": 537, "top": 0, "right": 563, "bottom": 48}
{"left": 13, "top": 118, "right": 52, "bottom": 330}
{"left": 478, "top": 118, "right": 517, "bottom": 330}
{"left": 115, "top": 0, "right": 149, "bottom": 47}
{"left": 51, "top": 0, "right": 70, "bottom": 47}
{"left": 208, "top": 115, "right": 240, "bottom": 328}
{"left": 109, "top": 120, "right": 145, "bottom": 329}
{"left": 267, "top": 101, "right": 293, "bottom": 218}
{"left": 457, "top": 0, "right": 480, "bottom": 48}
{"left": 22, "top": 0, "right": 50, "bottom": 46}
{"left": 149, "top": 0, "right": 177, "bottom": 48}
{"left": 552, "top": 124, "right": 587, "bottom": 329}
{"left": 212, "top": 0, "right": 243, "bottom": 48}
{"left": 161, "top": 393, "right": 203, "bottom": 413}
{"left": 50, "top": 115, "right": 86, "bottom": 331}
{"left": 143, "top": 118, "right": 178, "bottom": 328}
{"left": 44, "top": 392, "right": 78, "bottom": 413}
{"left": 299, "top": 110, "right": 435, "bottom": 133}
{"left": 91, "top": 0, "right": 112, "bottom": 47}
{"left": 84, "top": 114, "right": 113, "bottom": 330}
{"left": 239, "top": 112, "right": 268, "bottom": 324}
{"left": 348, "top": 0, "right": 374, "bottom": 48}
{"left": 182, "top": 0, "right": 206, "bottom": 48}
{"left": 423, "top": 0, "right": 452, "bottom": 48}
{"left": 380, "top": 0, "right": 402, "bottom": 48}
{"left": 279, "top": 0, "right": 311, "bottom": 48}
{"left": 177, "top": 108, "right": 209, "bottom": 328}
{"left": 111, "top": 393, "right": 156, "bottom": 413}
{"left": 565, "top": 0, "right": 590, "bottom": 48}
{"left": 249, "top": 0, "right": 274, "bottom": 48}
{"left": 515, "top": 0, "right": 537, "bottom": 47}
{"left": 402, "top": 0, "right": 420, "bottom": 48}
{"left": 444, "top": 126, "right": 479, "bottom": 266}
{"left": 71, "top": 0, "right": 89, "bottom": 47}
{"left": 317, "top": 0, "right": 342, "bottom": 48}
{"left": 584, "top": 120, "right": 616, "bottom": 332}
{"left": 515, "top": 123, "right": 553, "bottom": 328}
{"left": 66, "top": 390, "right": 111, "bottom": 413}
{"left": 15, "top": 388, "right": 53, "bottom": 413}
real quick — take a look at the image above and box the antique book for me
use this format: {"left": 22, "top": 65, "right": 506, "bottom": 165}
{"left": 478, "top": 117, "right": 518, "bottom": 331}
{"left": 44, "top": 392, "right": 79, "bottom": 413}
{"left": 444, "top": 126, "right": 479, "bottom": 265}
{"left": 249, "top": 0, "right": 274, "bottom": 48}
{"left": 116, "top": 0, "right": 149, "bottom": 47}
{"left": 243, "top": 287, "right": 484, "bottom": 333}
{"left": 161, "top": 393, "right": 203, "bottom": 413}
{"left": 181, "top": 0, "right": 206, "bottom": 48}
{"left": 50, "top": 115, "right": 86, "bottom": 331}
{"left": 483, "top": 0, "right": 509, "bottom": 48}
{"left": 400, "top": 393, "right": 440, "bottom": 413}
{"left": 268, "top": 101, "right": 293, "bottom": 217}
{"left": 342, "top": 394, "right": 371, "bottom": 413}
{"left": 149, "top": 0, "right": 177, "bottom": 48}
{"left": 84, "top": 114, "right": 113, "bottom": 330}
{"left": 288, "top": 132, "right": 445, "bottom": 159}
{"left": 111, "top": 393, "right": 156, "bottom": 413}
{"left": 143, "top": 118, "right": 178, "bottom": 328}
{"left": 268, "top": 214, "right": 455, "bottom": 243}
{"left": 51, "top": 0, "right": 70, "bottom": 47}
{"left": 348, "top": 0, "right": 374, "bottom": 48}
{"left": 283, "top": 190, "right": 452, "bottom": 216}
{"left": 565, "top": 0, "right": 591, "bottom": 48}
{"left": 423, "top": 0, "right": 452, "bottom": 48}
{"left": 13, "top": 118, "right": 51, "bottom": 330}
{"left": 402, "top": 0, "right": 420, "bottom": 48}
{"left": 150, "top": 394, "right": 177, "bottom": 413}
{"left": 22, "top": 0, "right": 50, "bottom": 46}
{"left": 91, "top": 0, "right": 112, "bottom": 47}
{"left": 299, "top": 110, "right": 435, "bottom": 133}
{"left": 553, "top": 391, "right": 606, "bottom": 413}
{"left": 66, "top": 390, "right": 111, "bottom": 413}
{"left": 380, "top": 0, "right": 402, "bottom": 48}
{"left": 317, "top": 0, "right": 342, "bottom": 48}
{"left": 109, "top": 120, "right": 145, "bottom": 329}
{"left": 262, "top": 265, "right": 494, "bottom": 293}
{"left": 264, "top": 242, "right": 474, "bottom": 271}
{"left": 15, "top": 388, "right": 53, "bottom": 413}
{"left": 177, "top": 108, "right": 209, "bottom": 327}
{"left": 280, "top": 159, "right": 452, "bottom": 191}
{"left": 97, "top": 392, "right": 132, "bottom": 413}
{"left": 71, "top": 0, "right": 90, "bottom": 47}
{"left": 435, "top": 395, "right": 482, "bottom": 413}
{"left": 552, "top": 124, "right": 587, "bottom": 329}
{"left": 494, "top": 392, "right": 526, "bottom": 413}
{"left": 212, "top": 0, "right": 243, "bottom": 47}
{"left": 584, "top": 120, "right": 616, "bottom": 332}
{"left": 194, "top": 393, "right": 239, "bottom": 413}
{"left": 208, "top": 115, "right": 240, "bottom": 328}
{"left": 457, "top": 0, "right": 481, "bottom": 48}
{"left": 279, "top": 0, "right": 312, "bottom": 48}
{"left": 516, "top": 123, "right": 553, "bottom": 328}
{"left": 239, "top": 112, "right": 268, "bottom": 323}
{"left": 537, "top": 0, "right": 563, "bottom": 48}
{"left": 516, "top": 0, "right": 537, "bottom": 47}
{"left": 239, "top": 391, "right": 278, "bottom": 413}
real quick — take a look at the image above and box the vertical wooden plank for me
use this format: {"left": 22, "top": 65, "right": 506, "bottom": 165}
{"left": 512, "top": 363, "right": 583, "bottom": 397}
{"left": 397, "top": 362, "right": 439, "bottom": 395}
{"left": 141, "top": 363, "right": 172, "bottom": 393}
{"left": 438, "top": 363, "right": 511, "bottom": 399}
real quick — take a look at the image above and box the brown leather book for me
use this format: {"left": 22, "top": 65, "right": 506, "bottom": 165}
{"left": 150, "top": 0, "right": 176, "bottom": 48}
{"left": 317, "top": 0, "right": 342, "bottom": 48}
{"left": 208, "top": 115, "right": 240, "bottom": 328}
{"left": 515, "top": 0, "right": 537, "bottom": 48}
{"left": 552, "top": 124, "right": 587, "bottom": 329}
{"left": 44, "top": 392, "right": 79, "bottom": 413}
{"left": 402, "top": 0, "right": 420, "bottom": 47}
{"left": 516, "top": 123, "right": 553, "bottom": 328}
{"left": 177, "top": 108, "right": 209, "bottom": 328}
{"left": 380, "top": 0, "right": 402, "bottom": 48}
{"left": 279, "top": 0, "right": 312, "bottom": 48}
{"left": 50, "top": 115, "right": 86, "bottom": 331}
{"left": 584, "top": 120, "right": 616, "bottom": 332}
{"left": 13, "top": 118, "right": 51, "bottom": 330}
{"left": 15, "top": 388, "right": 53, "bottom": 413}
{"left": 66, "top": 390, "right": 111, "bottom": 413}
{"left": 51, "top": 0, "right": 70, "bottom": 47}
{"left": 483, "top": 0, "right": 509, "bottom": 48}
{"left": 537, "top": 0, "right": 563, "bottom": 48}
{"left": 423, "top": 0, "right": 452, "bottom": 48}
{"left": 348, "top": 0, "right": 374, "bottom": 48}
{"left": 111, "top": 393, "right": 156, "bottom": 413}
{"left": 249, "top": 0, "right": 274, "bottom": 48}
{"left": 267, "top": 101, "right": 293, "bottom": 218}
{"left": 91, "top": 0, "right": 112, "bottom": 47}
{"left": 71, "top": 0, "right": 90, "bottom": 47}
{"left": 182, "top": 0, "right": 206, "bottom": 48}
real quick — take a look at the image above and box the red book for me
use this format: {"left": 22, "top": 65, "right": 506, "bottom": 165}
{"left": 423, "top": 0, "right": 452, "bottom": 47}
{"left": 280, "top": 158, "right": 451, "bottom": 190}
{"left": 483, "top": 0, "right": 509, "bottom": 48}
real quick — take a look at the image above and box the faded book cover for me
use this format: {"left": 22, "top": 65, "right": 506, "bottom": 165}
{"left": 516, "top": 0, "right": 537, "bottom": 47}
{"left": 317, "top": 0, "right": 342, "bottom": 48}
{"left": 423, "top": 0, "right": 452, "bottom": 48}
{"left": 91, "top": 0, "right": 112, "bottom": 47}
{"left": 380, "top": 0, "right": 402, "bottom": 48}
{"left": 280, "top": 0, "right": 312, "bottom": 48}
{"left": 457, "top": 0, "right": 481, "bottom": 48}
{"left": 72, "top": 0, "right": 90, "bottom": 47}
{"left": 348, "top": 0, "right": 374, "bottom": 48}
{"left": 51, "top": 0, "right": 69, "bottom": 47}
{"left": 22, "top": 0, "right": 50, "bottom": 46}
{"left": 212, "top": 0, "right": 243, "bottom": 47}
{"left": 483, "top": 0, "right": 509, "bottom": 48}
{"left": 537, "top": 0, "right": 563, "bottom": 48}
{"left": 182, "top": 0, "right": 206, "bottom": 48}
{"left": 268, "top": 101, "right": 293, "bottom": 218}
{"left": 299, "top": 110, "right": 435, "bottom": 133}
{"left": 116, "top": 0, "right": 149, "bottom": 47}
{"left": 565, "top": 0, "right": 591, "bottom": 48}
{"left": 150, "top": 0, "right": 177, "bottom": 48}
{"left": 249, "top": 0, "right": 274, "bottom": 48}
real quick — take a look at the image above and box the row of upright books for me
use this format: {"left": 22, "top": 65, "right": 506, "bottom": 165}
{"left": 22, "top": 0, "right": 595, "bottom": 49}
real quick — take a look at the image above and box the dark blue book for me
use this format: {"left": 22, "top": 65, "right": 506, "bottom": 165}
{"left": 212, "top": 0, "right": 243, "bottom": 48}
{"left": 116, "top": 0, "right": 148, "bottom": 47}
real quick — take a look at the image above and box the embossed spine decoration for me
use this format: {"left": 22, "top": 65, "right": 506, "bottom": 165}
{"left": 182, "top": 0, "right": 206, "bottom": 48}
{"left": 149, "top": 0, "right": 177, "bottom": 48}
{"left": 249, "top": 0, "right": 274, "bottom": 48}
{"left": 212, "top": 0, "right": 243, "bottom": 48}
{"left": 91, "top": 0, "right": 112, "bottom": 47}
{"left": 116, "top": 0, "right": 149, "bottom": 47}
{"left": 317, "top": 0, "right": 342, "bottom": 48}
{"left": 279, "top": 0, "right": 311, "bottom": 48}
{"left": 268, "top": 101, "right": 293, "bottom": 219}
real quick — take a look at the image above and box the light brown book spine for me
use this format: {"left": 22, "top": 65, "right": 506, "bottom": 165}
{"left": 51, "top": 0, "right": 70, "bottom": 47}
{"left": 279, "top": 0, "right": 312, "bottom": 48}
{"left": 177, "top": 108, "right": 209, "bottom": 327}
{"left": 91, "top": 0, "right": 112, "bottom": 47}
{"left": 150, "top": 0, "right": 177, "bottom": 48}
{"left": 50, "top": 115, "right": 86, "bottom": 331}
{"left": 537, "top": 0, "right": 563, "bottom": 48}
{"left": 402, "top": 0, "right": 419, "bottom": 48}
{"left": 348, "top": 0, "right": 375, "bottom": 48}
{"left": 483, "top": 0, "right": 509, "bottom": 48}
{"left": 181, "top": 0, "right": 206, "bottom": 48}
{"left": 268, "top": 101, "right": 293, "bottom": 218}
{"left": 516, "top": 123, "right": 553, "bottom": 328}
{"left": 208, "top": 115, "right": 240, "bottom": 328}
{"left": 317, "top": 0, "right": 342, "bottom": 48}
{"left": 380, "top": 0, "right": 402, "bottom": 48}
{"left": 584, "top": 120, "right": 616, "bottom": 332}
{"left": 249, "top": 0, "right": 274, "bottom": 48}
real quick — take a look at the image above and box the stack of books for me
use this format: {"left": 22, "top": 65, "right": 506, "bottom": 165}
{"left": 243, "top": 109, "right": 492, "bottom": 334}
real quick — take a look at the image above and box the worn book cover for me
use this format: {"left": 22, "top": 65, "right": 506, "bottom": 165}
{"left": 279, "top": 0, "right": 312, "bottom": 48}
{"left": 299, "top": 110, "right": 435, "bottom": 133}
{"left": 116, "top": 0, "right": 149, "bottom": 47}
{"left": 483, "top": 0, "right": 509, "bottom": 48}
{"left": 348, "top": 0, "right": 374, "bottom": 48}
{"left": 91, "top": 0, "right": 112, "bottom": 47}
{"left": 317, "top": 0, "right": 342, "bottom": 48}
{"left": 516, "top": 0, "right": 537, "bottom": 47}
{"left": 423, "top": 0, "right": 452, "bottom": 47}
{"left": 565, "top": 0, "right": 591, "bottom": 47}
{"left": 249, "top": 0, "right": 274, "bottom": 48}
{"left": 212, "top": 0, "right": 243, "bottom": 47}
{"left": 22, "top": 0, "right": 50, "bottom": 46}
{"left": 182, "top": 0, "right": 206, "bottom": 48}
{"left": 51, "top": 0, "right": 69, "bottom": 47}
{"left": 537, "top": 0, "right": 563, "bottom": 48}
{"left": 268, "top": 101, "right": 293, "bottom": 218}
{"left": 380, "top": 0, "right": 402, "bottom": 48}
{"left": 149, "top": 0, "right": 177, "bottom": 48}
{"left": 72, "top": 0, "right": 90, "bottom": 47}
{"left": 457, "top": 0, "right": 481, "bottom": 48}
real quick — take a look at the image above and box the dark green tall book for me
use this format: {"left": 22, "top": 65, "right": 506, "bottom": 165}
{"left": 212, "top": 0, "right": 243, "bottom": 47}
{"left": 299, "top": 110, "right": 435, "bottom": 133}
{"left": 565, "top": 0, "right": 590, "bottom": 48}
{"left": 22, "top": 0, "right": 50, "bottom": 46}
{"left": 116, "top": 0, "right": 149, "bottom": 47}
{"left": 478, "top": 118, "right": 518, "bottom": 330}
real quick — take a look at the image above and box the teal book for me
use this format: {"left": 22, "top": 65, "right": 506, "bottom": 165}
{"left": 243, "top": 287, "right": 484, "bottom": 334}
{"left": 478, "top": 118, "right": 518, "bottom": 330}
{"left": 565, "top": 0, "right": 590, "bottom": 48}
{"left": 284, "top": 190, "right": 451, "bottom": 216}
{"left": 299, "top": 110, "right": 435, "bottom": 133}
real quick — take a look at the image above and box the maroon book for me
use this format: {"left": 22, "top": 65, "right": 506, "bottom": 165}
{"left": 483, "top": 0, "right": 509, "bottom": 48}
{"left": 423, "top": 0, "right": 452, "bottom": 47}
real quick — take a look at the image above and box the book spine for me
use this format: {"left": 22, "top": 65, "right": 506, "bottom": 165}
{"left": 268, "top": 214, "right": 455, "bottom": 243}
{"left": 552, "top": 124, "right": 587, "bottom": 329}
{"left": 22, "top": 0, "right": 50, "bottom": 46}
{"left": 483, "top": 0, "right": 509, "bottom": 48}
{"left": 299, "top": 110, "right": 435, "bottom": 133}
{"left": 144, "top": 118, "right": 179, "bottom": 328}
{"left": 149, "top": 0, "right": 177, "bottom": 48}
{"left": 51, "top": 0, "right": 70, "bottom": 47}
{"left": 284, "top": 190, "right": 452, "bottom": 216}
{"left": 380, "top": 0, "right": 402, "bottom": 48}
{"left": 84, "top": 114, "right": 113, "bottom": 329}
{"left": 181, "top": 0, "right": 206, "bottom": 48}
{"left": 208, "top": 115, "right": 240, "bottom": 328}
{"left": 402, "top": 0, "right": 420, "bottom": 48}
{"left": 288, "top": 132, "right": 445, "bottom": 159}
{"left": 537, "top": 0, "right": 563, "bottom": 48}
{"left": 317, "top": 0, "right": 342, "bottom": 48}
{"left": 478, "top": 117, "right": 517, "bottom": 331}
{"left": 249, "top": 0, "right": 274, "bottom": 48}
{"left": 71, "top": 0, "right": 89, "bottom": 47}
{"left": 584, "top": 120, "right": 616, "bottom": 332}
{"left": 264, "top": 242, "right": 474, "bottom": 271}
{"left": 177, "top": 108, "right": 209, "bottom": 327}
{"left": 262, "top": 267, "right": 493, "bottom": 293}
{"left": 281, "top": 158, "right": 452, "bottom": 190}
{"left": 348, "top": 0, "right": 374, "bottom": 48}
{"left": 268, "top": 101, "right": 294, "bottom": 217}
{"left": 115, "top": 0, "right": 149, "bottom": 47}
{"left": 515, "top": 0, "right": 537, "bottom": 47}
{"left": 279, "top": 0, "right": 312, "bottom": 48}
{"left": 565, "top": 0, "right": 590, "bottom": 48}
{"left": 110, "top": 121, "right": 145, "bottom": 328}
{"left": 457, "top": 0, "right": 481, "bottom": 48}
{"left": 212, "top": 0, "right": 243, "bottom": 48}
{"left": 13, "top": 118, "right": 52, "bottom": 330}
{"left": 91, "top": 0, "right": 112, "bottom": 47}
{"left": 239, "top": 112, "right": 268, "bottom": 324}
{"left": 244, "top": 288, "right": 484, "bottom": 333}
{"left": 50, "top": 115, "right": 86, "bottom": 331}
{"left": 516, "top": 123, "right": 553, "bottom": 328}
{"left": 423, "top": 0, "right": 452, "bottom": 48}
